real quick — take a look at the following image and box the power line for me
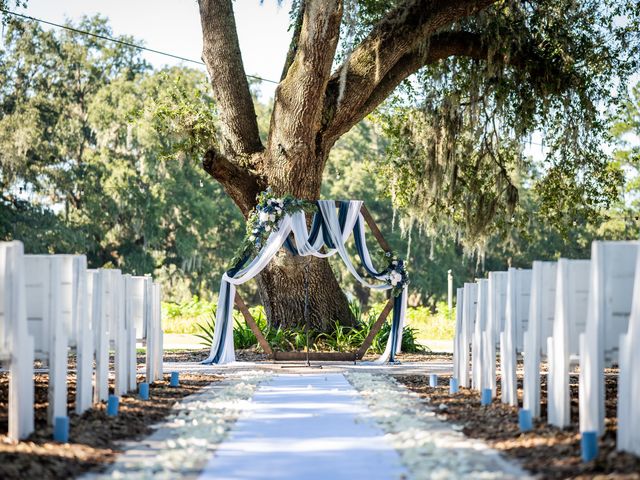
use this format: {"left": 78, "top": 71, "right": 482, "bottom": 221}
{"left": 0, "top": 8, "right": 280, "bottom": 85}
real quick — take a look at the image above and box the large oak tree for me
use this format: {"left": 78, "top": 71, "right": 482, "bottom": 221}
{"left": 196, "top": 0, "right": 638, "bottom": 330}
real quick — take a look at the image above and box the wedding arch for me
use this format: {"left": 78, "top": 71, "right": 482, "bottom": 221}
{"left": 202, "top": 196, "right": 409, "bottom": 365}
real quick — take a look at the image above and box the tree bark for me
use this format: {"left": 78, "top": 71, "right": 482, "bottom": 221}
{"left": 198, "top": 0, "right": 263, "bottom": 158}
{"left": 256, "top": 252, "right": 354, "bottom": 331}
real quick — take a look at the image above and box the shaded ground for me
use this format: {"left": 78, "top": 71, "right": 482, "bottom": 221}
{"left": 0, "top": 366, "right": 218, "bottom": 479}
{"left": 163, "top": 347, "right": 270, "bottom": 363}
{"left": 398, "top": 369, "right": 640, "bottom": 480}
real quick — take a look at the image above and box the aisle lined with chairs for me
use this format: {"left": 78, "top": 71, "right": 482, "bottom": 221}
{"left": 452, "top": 240, "right": 640, "bottom": 460}
{"left": 0, "top": 240, "right": 163, "bottom": 441}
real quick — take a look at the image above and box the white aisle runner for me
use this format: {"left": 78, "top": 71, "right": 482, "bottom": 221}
{"left": 198, "top": 373, "right": 408, "bottom": 480}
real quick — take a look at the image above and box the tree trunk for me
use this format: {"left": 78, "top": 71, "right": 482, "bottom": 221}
{"left": 198, "top": 0, "right": 498, "bottom": 332}
{"left": 256, "top": 252, "right": 354, "bottom": 331}
{"left": 209, "top": 143, "right": 353, "bottom": 331}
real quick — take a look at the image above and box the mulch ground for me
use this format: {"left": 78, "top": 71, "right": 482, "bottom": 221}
{"left": 0, "top": 362, "right": 219, "bottom": 479}
{"left": 398, "top": 369, "right": 640, "bottom": 480}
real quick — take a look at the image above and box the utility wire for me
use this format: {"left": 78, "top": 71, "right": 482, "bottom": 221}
{"left": 0, "top": 8, "right": 280, "bottom": 84}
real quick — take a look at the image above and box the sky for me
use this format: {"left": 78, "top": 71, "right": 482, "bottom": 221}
{"left": 12, "top": 0, "right": 293, "bottom": 99}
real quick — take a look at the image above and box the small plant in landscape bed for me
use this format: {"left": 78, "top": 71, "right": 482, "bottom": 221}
{"left": 233, "top": 317, "right": 258, "bottom": 349}
{"left": 194, "top": 302, "right": 425, "bottom": 354}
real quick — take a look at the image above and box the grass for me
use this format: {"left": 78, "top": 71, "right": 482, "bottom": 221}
{"left": 405, "top": 302, "right": 455, "bottom": 341}
{"left": 162, "top": 296, "right": 217, "bottom": 334}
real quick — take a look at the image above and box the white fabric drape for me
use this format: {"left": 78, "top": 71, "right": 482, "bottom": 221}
{"left": 373, "top": 286, "right": 408, "bottom": 364}
{"left": 203, "top": 201, "right": 408, "bottom": 365}
{"left": 317, "top": 201, "right": 388, "bottom": 291}
{"left": 205, "top": 216, "right": 295, "bottom": 364}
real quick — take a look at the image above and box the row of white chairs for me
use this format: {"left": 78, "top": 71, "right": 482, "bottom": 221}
{"left": 0, "top": 240, "right": 163, "bottom": 440}
{"left": 453, "top": 240, "right": 640, "bottom": 456}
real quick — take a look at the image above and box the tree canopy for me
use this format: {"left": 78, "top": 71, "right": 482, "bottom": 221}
{"left": 342, "top": 0, "right": 640, "bottom": 249}
{"left": 1, "top": 4, "right": 639, "bottom": 311}
{"left": 0, "top": 17, "right": 244, "bottom": 299}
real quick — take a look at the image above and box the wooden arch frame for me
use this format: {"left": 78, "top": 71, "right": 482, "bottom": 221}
{"left": 233, "top": 202, "right": 396, "bottom": 362}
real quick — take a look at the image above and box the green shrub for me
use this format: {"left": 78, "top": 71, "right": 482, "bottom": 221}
{"left": 193, "top": 310, "right": 216, "bottom": 347}
{"left": 188, "top": 297, "right": 446, "bottom": 353}
{"left": 193, "top": 307, "right": 424, "bottom": 354}
{"left": 167, "top": 296, "right": 455, "bottom": 341}
{"left": 233, "top": 317, "right": 258, "bottom": 349}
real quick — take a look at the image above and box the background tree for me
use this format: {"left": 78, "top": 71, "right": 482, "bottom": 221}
{"left": 0, "top": 17, "right": 246, "bottom": 299}
{"left": 196, "top": 0, "right": 639, "bottom": 329}
{"left": 611, "top": 80, "right": 640, "bottom": 233}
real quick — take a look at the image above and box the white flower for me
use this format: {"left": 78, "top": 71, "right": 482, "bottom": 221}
{"left": 259, "top": 211, "right": 269, "bottom": 223}
{"left": 93, "top": 371, "right": 271, "bottom": 479}
{"left": 265, "top": 224, "right": 271, "bottom": 232}
{"left": 249, "top": 235, "right": 255, "bottom": 241}
{"left": 344, "top": 371, "right": 526, "bottom": 479}
{"left": 269, "top": 213, "right": 276, "bottom": 222}
{"left": 278, "top": 199, "right": 284, "bottom": 207}
{"left": 275, "top": 206, "right": 282, "bottom": 213}
{"left": 389, "top": 270, "right": 402, "bottom": 286}
{"left": 392, "top": 260, "right": 398, "bottom": 266}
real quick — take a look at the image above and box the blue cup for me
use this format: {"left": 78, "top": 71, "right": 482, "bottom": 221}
{"left": 581, "top": 431, "right": 598, "bottom": 462}
{"left": 481, "top": 388, "right": 492, "bottom": 406}
{"left": 518, "top": 408, "right": 533, "bottom": 432}
{"left": 107, "top": 394, "right": 119, "bottom": 416}
{"left": 139, "top": 382, "right": 150, "bottom": 400}
{"left": 429, "top": 374, "right": 438, "bottom": 387}
{"left": 53, "top": 416, "right": 69, "bottom": 443}
{"left": 450, "top": 377, "right": 459, "bottom": 394}
{"left": 170, "top": 371, "right": 180, "bottom": 387}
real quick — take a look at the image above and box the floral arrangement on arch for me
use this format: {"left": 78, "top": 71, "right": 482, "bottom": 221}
{"left": 229, "top": 187, "right": 316, "bottom": 268}
{"left": 383, "top": 251, "right": 409, "bottom": 297}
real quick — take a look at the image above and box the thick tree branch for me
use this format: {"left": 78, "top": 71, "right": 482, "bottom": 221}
{"left": 321, "top": 0, "right": 497, "bottom": 142}
{"left": 339, "top": 29, "right": 580, "bottom": 137}
{"left": 280, "top": 1, "right": 306, "bottom": 81}
{"left": 354, "top": 32, "right": 488, "bottom": 133}
{"left": 202, "top": 148, "right": 264, "bottom": 217}
{"left": 198, "top": 0, "right": 263, "bottom": 158}
{"left": 267, "top": 0, "right": 343, "bottom": 182}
